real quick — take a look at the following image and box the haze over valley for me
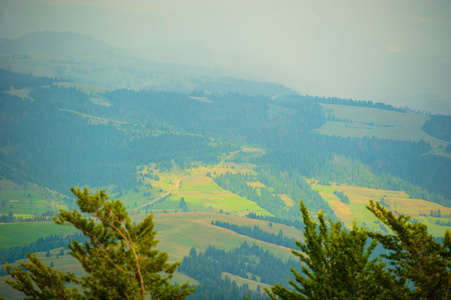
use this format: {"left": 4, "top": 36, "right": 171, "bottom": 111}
{"left": 1, "top": 0, "right": 451, "bottom": 114}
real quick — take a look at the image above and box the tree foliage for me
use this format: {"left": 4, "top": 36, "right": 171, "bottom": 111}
{"left": 265, "top": 201, "right": 397, "bottom": 299}
{"left": 367, "top": 200, "right": 451, "bottom": 300}
{"left": 4, "top": 188, "right": 194, "bottom": 300}
{"left": 266, "top": 200, "right": 451, "bottom": 299}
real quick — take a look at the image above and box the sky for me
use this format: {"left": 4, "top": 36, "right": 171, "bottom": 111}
{"left": 1, "top": 0, "right": 450, "bottom": 114}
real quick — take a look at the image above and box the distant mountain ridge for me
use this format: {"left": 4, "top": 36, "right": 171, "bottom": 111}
{"left": 0, "top": 31, "right": 293, "bottom": 96}
{"left": 0, "top": 31, "right": 111, "bottom": 55}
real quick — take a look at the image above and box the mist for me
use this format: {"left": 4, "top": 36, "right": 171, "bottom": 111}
{"left": 1, "top": 0, "right": 450, "bottom": 114}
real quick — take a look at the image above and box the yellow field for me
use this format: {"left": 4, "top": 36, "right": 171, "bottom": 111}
{"left": 247, "top": 181, "right": 265, "bottom": 188}
{"left": 311, "top": 182, "right": 451, "bottom": 237}
{"left": 278, "top": 194, "right": 295, "bottom": 207}
{"left": 131, "top": 212, "right": 301, "bottom": 262}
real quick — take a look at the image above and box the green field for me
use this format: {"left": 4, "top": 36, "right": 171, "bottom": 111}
{"left": 316, "top": 104, "right": 449, "bottom": 152}
{"left": 0, "top": 222, "right": 78, "bottom": 249}
{"left": 0, "top": 182, "right": 68, "bottom": 216}
{"left": 152, "top": 174, "right": 270, "bottom": 217}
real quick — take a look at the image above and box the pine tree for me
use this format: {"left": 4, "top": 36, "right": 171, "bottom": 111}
{"left": 265, "top": 200, "right": 398, "bottom": 299}
{"left": 4, "top": 187, "right": 194, "bottom": 300}
{"left": 266, "top": 200, "right": 451, "bottom": 299}
{"left": 367, "top": 200, "right": 451, "bottom": 300}
{"left": 179, "top": 197, "right": 188, "bottom": 211}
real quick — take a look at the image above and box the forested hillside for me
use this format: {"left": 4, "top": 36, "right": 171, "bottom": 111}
{"left": 2, "top": 71, "right": 449, "bottom": 210}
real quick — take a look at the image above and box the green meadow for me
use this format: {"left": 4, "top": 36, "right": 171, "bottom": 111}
{"left": 0, "top": 187, "right": 66, "bottom": 216}
{"left": 0, "top": 222, "right": 78, "bottom": 249}
{"left": 151, "top": 174, "right": 270, "bottom": 217}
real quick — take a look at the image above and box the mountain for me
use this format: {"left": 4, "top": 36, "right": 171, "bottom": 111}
{"left": 0, "top": 31, "right": 111, "bottom": 56}
{"left": 0, "top": 31, "right": 293, "bottom": 95}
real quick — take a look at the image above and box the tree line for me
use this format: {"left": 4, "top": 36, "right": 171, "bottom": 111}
{"left": 333, "top": 190, "right": 350, "bottom": 204}
{"left": 0, "top": 232, "right": 88, "bottom": 264}
{"left": 245, "top": 212, "right": 304, "bottom": 231}
{"left": 0, "top": 211, "right": 59, "bottom": 224}
{"left": 211, "top": 220, "right": 297, "bottom": 249}
{"left": 179, "top": 241, "right": 302, "bottom": 297}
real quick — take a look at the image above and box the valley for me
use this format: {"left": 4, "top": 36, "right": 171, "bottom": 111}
{"left": 0, "top": 31, "right": 450, "bottom": 299}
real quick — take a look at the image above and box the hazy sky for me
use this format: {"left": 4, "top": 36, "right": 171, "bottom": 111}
{"left": 1, "top": 0, "right": 450, "bottom": 114}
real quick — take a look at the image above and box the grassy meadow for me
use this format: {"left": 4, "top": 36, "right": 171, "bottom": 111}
{"left": 0, "top": 222, "right": 78, "bottom": 249}
{"left": 0, "top": 179, "right": 68, "bottom": 216}
{"left": 134, "top": 212, "right": 300, "bottom": 262}
{"left": 123, "top": 158, "right": 268, "bottom": 217}
{"left": 152, "top": 174, "right": 270, "bottom": 217}
{"left": 316, "top": 104, "right": 449, "bottom": 152}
